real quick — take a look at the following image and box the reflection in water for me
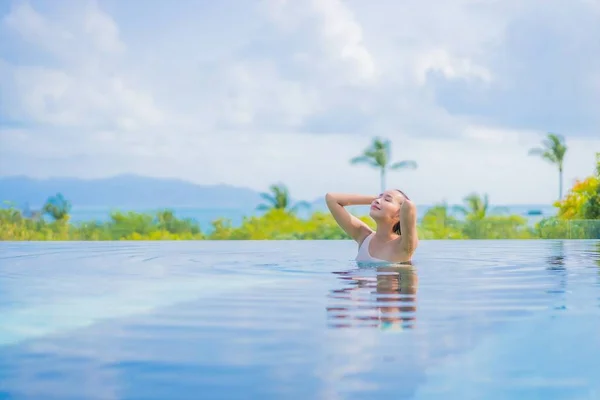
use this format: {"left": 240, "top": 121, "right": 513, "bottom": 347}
{"left": 597, "top": 242, "right": 600, "bottom": 312}
{"left": 546, "top": 241, "right": 568, "bottom": 311}
{"left": 547, "top": 240, "right": 566, "bottom": 270}
{"left": 327, "top": 265, "right": 418, "bottom": 330}
{"left": 2, "top": 241, "right": 600, "bottom": 398}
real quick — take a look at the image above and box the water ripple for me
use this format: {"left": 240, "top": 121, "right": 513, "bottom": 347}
{"left": 0, "top": 239, "right": 599, "bottom": 399}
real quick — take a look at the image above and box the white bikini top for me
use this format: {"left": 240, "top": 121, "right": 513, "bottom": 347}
{"left": 355, "top": 232, "right": 387, "bottom": 263}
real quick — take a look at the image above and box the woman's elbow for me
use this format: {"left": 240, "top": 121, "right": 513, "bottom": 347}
{"left": 325, "top": 193, "right": 335, "bottom": 204}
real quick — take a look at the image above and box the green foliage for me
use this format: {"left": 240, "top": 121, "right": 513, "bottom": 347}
{"left": 256, "top": 184, "right": 311, "bottom": 214}
{"left": 582, "top": 152, "right": 600, "bottom": 219}
{"left": 209, "top": 218, "right": 235, "bottom": 240}
{"left": 42, "top": 193, "right": 71, "bottom": 221}
{"left": 453, "top": 192, "right": 508, "bottom": 221}
{"left": 4, "top": 168, "right": 600, "bottom": 242}
{"left": 5, "top": 135, "right": 598, "bottom": 241}
{"left": 205, "top": 209, "right": 357, "bottom": 240}
{"left": 418, "top": 203, "right": 463, "bottom": 239}
{"left": 0, "top": 206, "right": 205, "bottom": 241}
{"left": 528, "top": 133, "right": 567, "bottom": 168}
{"left": 553, "top": 171, "right": 600, "bottom": 221}
{"left": 462, "top": 215, "right": 534, "bottom": 239}
{"left": 534, "top": 218, "right": 600, "bottom": 239}
{"left": 537, "top": 154, "right": 600, "bottom": 237}
{"left": 3, "top": 200, "right": 600, "bottom": 241}
{"left": 582, "top": 191, "right": 600, "bottom": 220}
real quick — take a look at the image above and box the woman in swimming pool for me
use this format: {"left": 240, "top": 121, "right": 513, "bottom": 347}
{"left": 325, "top": 190, "right": 418, "bottom": 264}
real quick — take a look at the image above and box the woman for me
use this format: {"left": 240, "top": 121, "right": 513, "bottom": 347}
{"left": 325, "top": 190, "right": 418, "bottom": 264}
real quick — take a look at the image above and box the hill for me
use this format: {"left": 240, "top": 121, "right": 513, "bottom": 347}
{"left": 0, "top": 174, "right": 269, "bottom": 209}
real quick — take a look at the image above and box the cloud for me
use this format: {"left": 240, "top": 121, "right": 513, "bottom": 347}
{"left": 1, "top": 0, "right": 162, "bottom": 137}
{"left": 263, "top": 0, "right": 377, "bottom": 82}
{"left": 428, "top": 0, "right": 600, "bottom": 137}
{"left": 415, "top": 49, "right": 492, "bottom": 86}
{"left": 1, "top": 0, "right": 599, "bottom": 204}
{"left": 3, "top": 0, "right": 124, "bottom": 57}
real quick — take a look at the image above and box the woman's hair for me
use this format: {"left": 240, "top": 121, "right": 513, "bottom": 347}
{"left": 392, "top": 189, "right": 410, "bottom": 235}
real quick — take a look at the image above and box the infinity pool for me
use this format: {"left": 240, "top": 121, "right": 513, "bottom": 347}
{"left": 1, "top": 240, "right": 599, "bottom": 399}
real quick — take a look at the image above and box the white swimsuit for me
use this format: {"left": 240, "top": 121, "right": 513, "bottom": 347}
{"left": 356, "top": 232, "right": 387, "bottom": 263}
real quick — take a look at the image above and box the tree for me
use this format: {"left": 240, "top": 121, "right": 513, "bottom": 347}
{"left": 453, "top": 193, "right": 508, "bottom": 221}
{"left": 553, "top": 153, "right": 600, "bottom": 220}
{"left": 582, "top": 152, "right": 600, "bottom": 220}
{"left": 350, "top": 137, "right": 417, "bottom": 193}
{"left": 528, "top": 133, "right": 568, "bottom": 200}
{"left": 42, "top": 193, "right": 71, "bottom": 221}
{"left": 256, "top": 184, "right": 310, "bottom": 214}
{"left": 420, "top": 201, "right": 463, "bottom": 239}
{"left": 453, "top": 193, "right": 515, "bottom": 239}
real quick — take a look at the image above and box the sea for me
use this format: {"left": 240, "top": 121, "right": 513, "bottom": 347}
{"left": 59, "top": 204, "right": 557, "bottom": 232}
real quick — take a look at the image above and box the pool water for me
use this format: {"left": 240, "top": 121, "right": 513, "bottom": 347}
{"left": 1, "top": 240, "right": 599, "bottom": 399}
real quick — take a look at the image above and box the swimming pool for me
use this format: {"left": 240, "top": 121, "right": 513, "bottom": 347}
{"left": 1, "top": 240, "right": 599, "bottom": 399}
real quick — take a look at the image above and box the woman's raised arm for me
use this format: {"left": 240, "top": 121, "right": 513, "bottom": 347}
{"left": 325, "top": 192, "right": 375, "bottom": 243}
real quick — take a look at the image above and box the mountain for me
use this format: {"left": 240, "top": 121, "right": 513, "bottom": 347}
{"left": 0, "top": 175, "right": 268, "bottom": 209}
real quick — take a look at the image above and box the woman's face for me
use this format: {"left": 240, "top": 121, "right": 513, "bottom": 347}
{"left": 369, "top": 189, "right": 406, "bottom": 221}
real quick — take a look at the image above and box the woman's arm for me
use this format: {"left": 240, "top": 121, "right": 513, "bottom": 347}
{"left": 325, "top": 193, "right": 375, "bottom": 243}
{"left": 397, "top": 199, "right": 418, "bottom": 253}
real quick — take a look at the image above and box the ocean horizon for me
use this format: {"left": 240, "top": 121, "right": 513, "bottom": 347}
{"left": 54, "top": 204, "right": 558, "bottom": 232}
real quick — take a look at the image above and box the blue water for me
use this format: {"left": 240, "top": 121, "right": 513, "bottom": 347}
{"left": 1, "top": 240, "right": 599, "bottom": 399}
{"left": 66, "top": 206, "right": 252, "bottom": 229}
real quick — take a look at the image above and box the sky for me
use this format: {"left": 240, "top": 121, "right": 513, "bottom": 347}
{"left": 0, "top": 0, "right": 599, "bottom": 205}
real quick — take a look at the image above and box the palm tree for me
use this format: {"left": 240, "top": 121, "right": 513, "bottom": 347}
{"left": 256, "top": 184, "right": 310, "bottom": 213}
{"left": 350, "top": 137, "right": 417, "bottom": 193}
{"left": 423, "top": 201, "right": 459, "bottom": 228}
{"left": 426, "top": 201, "right": 452, "bottom": 223}
{"left": 42, "top": 193, "right": 71, "bottom": 221}
{"left": 453, "top": 193, "right": 507, "bottom": 221}
{"left": 453, "top": 193, "right": 508, "bottom": 239}
{"left": 528, "top": 133, "right": 568, "bottom": 200}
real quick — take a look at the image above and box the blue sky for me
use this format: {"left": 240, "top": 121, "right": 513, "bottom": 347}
{"left": 1, "top": 0, "right": 599, "bottom": 204}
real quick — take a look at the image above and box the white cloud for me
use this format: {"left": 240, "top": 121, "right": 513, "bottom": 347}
{"left": 82, "top": 2, "right": 125, "bottom": 54}
{"left": 1, "top": 0, "right": 599, "bottom": 205}
{"left": 309, "top": 0, "right": 377, "bottom": 83}
{"left": 415, "top": 49, "right": 492, "bottom": 85}
{"left": 3, "top": 1, "right": 125, "bottom": 60}
{"left": 3, "top": 2, "right": 71, "bottom": 56}
{"left": 263, "top": 0, "right": 377, "bottom": 84}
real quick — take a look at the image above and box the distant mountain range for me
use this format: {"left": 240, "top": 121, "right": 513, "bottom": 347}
{"left": 0, "top": 175, "right": 555, "bottom": 218}
{"left": 0, "top": 174, "right": 315, "bottom": 209}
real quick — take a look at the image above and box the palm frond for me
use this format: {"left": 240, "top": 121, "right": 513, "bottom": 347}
{"left": 529, "top": 133, "right": 567, "bottom": 167}
{"left": 259, "top": 192, "right": 276, "bottom": 204}
{"left": 528, "top": 147, "right": 544, "bottom": 156}
{"left": 452, "top": 205, "right": 468, "bottom": 215}
{"left": 372, "top": 137, "right": 389, "bottom": 150}
{"left": 541, "top": 152, "right": 558, "bottom": 164}
{"left": 390, "top": 160, "right": 418, "bottom": 170}
{"left": 256, "top": 204, "right": 270, "bottom": 211}
{"left": 290, "top": 201, "right": 311, "bottom": 213}
{"left": 350, "top": 155, "right": 372, "bottom": 164}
